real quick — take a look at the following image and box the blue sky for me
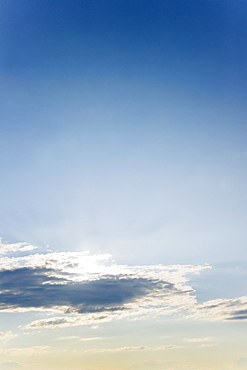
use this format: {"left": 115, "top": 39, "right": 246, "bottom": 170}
{"left": 0, "top": 1, "right": 247, "bottom": 369}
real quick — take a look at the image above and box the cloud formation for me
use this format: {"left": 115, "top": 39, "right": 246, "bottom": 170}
{"left": 0, "top": 331, "right": 17, "bottom": 343}
{"left": 2, "top": 238, "right": 247, "bottom": 329}
{"left": 0, "top": 346, "right": 50, "bottom": 356}
{"left": 128, "top": 360, "right": 194, "bottom": 370}
{"left": 0, "top": 239, "right": 37, "bottom": 256}
{"left": 183, "top": 337, "right": 212, "bottom": 343}
{"left": 0, "top": 239, "right": 209, "bottom": 327}
{"left": 0, "top": 266, "right": 171, "bottom": 313}
{"left": 189, "top": 296, "right": 247, "bottom": 321}
{"left": 84, "top": 344, "right": 183, "bottom": 353}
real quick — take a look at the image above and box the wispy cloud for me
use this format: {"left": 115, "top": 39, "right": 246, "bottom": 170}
{"left": 188, "top": 296, "right": 247, "bottom": 321}
{"left": 198, "top": 343, "right": 218, "bottom": 348}
{"left": 84, "top": 344, "right": 183, "bottom": 353}
{"left": 0, "top": 331, "right": 18, "bottom": 343}
{"left": 22, "top": 315, "right": 113, "bottom": 330}
{"left": 0, "top": 239, "right": 37, "bottom": 256}
{"left": 80, "top": 337, "right": 102, "bottom": 342}
{"left": 183, "top": 337, "right": 212, "bottom": 343}
{"left": 0, "top": 346, "right": 50, "bottom": 356}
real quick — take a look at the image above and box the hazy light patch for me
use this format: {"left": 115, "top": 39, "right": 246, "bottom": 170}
{"left": 128, "top": 361, "right": 195, "bottom": 370}
{"left": 0, "top": 346, "right": 50, "bottom": 356}
{"left": 236, "top": 357, "right": 247, "bottom": 368}
{"left": 0, "top": 362, "right": 26, "bottom": 369}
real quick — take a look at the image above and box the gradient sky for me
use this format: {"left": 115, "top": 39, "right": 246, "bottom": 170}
{"left": 0, "top": 1, "right": 247, "bottom": 369}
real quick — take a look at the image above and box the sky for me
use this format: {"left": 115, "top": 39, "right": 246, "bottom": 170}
{"left": 0, "top": 0, "right": 247, "bottom": 369}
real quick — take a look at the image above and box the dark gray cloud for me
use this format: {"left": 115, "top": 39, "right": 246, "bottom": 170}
{"left": 227, "top": 313, "right": 247, "bottom": 320}
{"left": 0, "top": 267, "right": 180, "bottom": 314}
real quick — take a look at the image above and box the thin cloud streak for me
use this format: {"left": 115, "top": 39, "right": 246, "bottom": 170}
{"left": 84, "top": 344, "right": 183, "bottom": 353}
{"left": 188, "top": 296, "right": 247, "bottom": 321}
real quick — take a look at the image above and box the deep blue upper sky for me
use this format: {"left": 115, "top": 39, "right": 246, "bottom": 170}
{"left": 1, "top": 0, "right": 247, "bottom": 92}
{"left": 1, "top": 0, "right": 247, "bottom": 264}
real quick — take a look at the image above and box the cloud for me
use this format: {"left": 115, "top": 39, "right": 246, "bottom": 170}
{"left": 188, "top": 296, "right": 247, "bottom": 321}
{"left": 79, "top": 337, "right": 102, "bottom": 342}
{"left": 0, "top": 240, "right": 211, "bottom": 327}
{"left": 0, "top": 346, "right": 50, "bottom": 356}
{"left": 0, "top": 239, "right": 37, "bottom": 256}
{"left": 2, "top": 238, "right": 247, "bottom": 328}
{"left": 23, "top": 315, "right": 113, "bottom": 329}
{"left": 198, "top": 343, "right": 218, "bottom": 348}
{"left": 0, "top": 331, "right": 17, "bottom": 343}
{"left": 58, "top": 336, "right": 80, "bottom": 340}
{"left": 84, "top": 345, "right": 148, "bottom": 353}
{"left": 0, "top": 266, "right": 186, "bottom": 314}
{"left": 84, "top": 344, "right": 183, "bottom": 353}
{"left": 183, "top": 337, "right": 212, "bottom": 343}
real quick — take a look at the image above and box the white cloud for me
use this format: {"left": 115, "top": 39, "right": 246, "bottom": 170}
{"left": 79, "top": 337, "right": 102, "bottom": 342}
{"left": 22, "top": 314, "right": 113, "bottom": 330}
{"left": 0, "top": 239, "right": 37, "bottom": 257}
{"left": 198, "top": 343, "right": 218, "bottom": 348}
{"left": 84, "top": 344, "right": 183, "bottom": 353}
{"left": 0, "top": 331, "right": 18, "bottom": 343}
{"left": 183, "top": 337, "right": 212, "bottom": 343}
{"left": 0, "top": 239, "right": 211, "bottom": 327}
{"left": 6, "top": 239, "right": 246, "bottom": 327}
{"left": 188, "top": 296, "right": 247, "bottom": 321}
{"left": 58, "top": 335, "right": 80, "bottom": 340}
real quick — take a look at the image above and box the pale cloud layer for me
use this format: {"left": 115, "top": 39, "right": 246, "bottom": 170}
{"left": 183, "top": 337, "right": 212, "bottom": 343}
{"left": 0, "top": 362, "right": 25, "bottom": 370}
{"left": 128, "top": 360, "right": 196, "bottom": 370}
{"left": 188, "top": 296, "right": 247, "bottom": 321}
{"left": 0, "top": 346, "right": 50, "bottom": 356}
